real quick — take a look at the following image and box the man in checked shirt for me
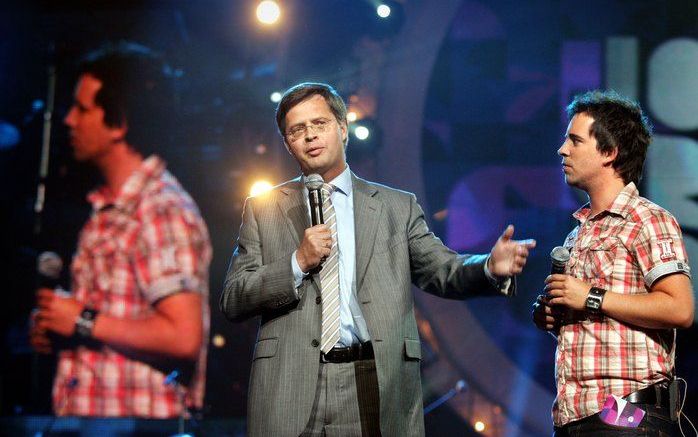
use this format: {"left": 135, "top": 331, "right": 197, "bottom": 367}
{"left": 533, "top": 90, "right": 694, "bottom": 436}
{"left": 29, "top": 42, "right": 211, "bottom": 417}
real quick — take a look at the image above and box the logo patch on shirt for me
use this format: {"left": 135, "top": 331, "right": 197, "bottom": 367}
{"left": 658, "top": 238, "right": 676, "bottom": 260}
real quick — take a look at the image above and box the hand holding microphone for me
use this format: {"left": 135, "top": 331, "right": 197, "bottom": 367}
{"left": 532, "top": 246, "right": 570, "bottom": 333}
{"left": 296, "top": 174, "right": 333, "bottom": 273}
{"left": 32, "top": 251, "right": 65, "bottom": 353}
{"left": 32, "top": 252, "right": 83, "bottom": 350}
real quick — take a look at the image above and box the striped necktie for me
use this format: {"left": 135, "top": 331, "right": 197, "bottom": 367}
{"left": 320, "top": 183, "right": 341, "bottom": 353}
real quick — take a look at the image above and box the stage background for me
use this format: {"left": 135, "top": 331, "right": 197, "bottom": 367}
{"left": 1, "top": 1, "right": 696, "bottom": 435}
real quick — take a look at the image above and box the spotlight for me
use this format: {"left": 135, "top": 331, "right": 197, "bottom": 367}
{"left": 256, "top": 1, "right": 281, "bottom": 25}
{"left": 377, "top": 4, "right": 391, "bottom": 18}
{"left": 474, "top": 421, "right": 486, "bottom": 432}
{"left": 212, "top": 334, "right": 226, "bottom": 348}
{"left": 369, "top": 0, "right": 404, "bottom": 38}
{"left": 347, "top": 111, "right": 358, "bottom": 122}
{"left": 347, "top": 118, "right": 382, "bottom": 160}
{"left": 270, "top": 91, "right": 282, "bottom": 103}
{"left": 250, "top": 180, "right": 274, "bottom": 196}
{"left": 354, "top": 125, "right": 370, "bottom": 141}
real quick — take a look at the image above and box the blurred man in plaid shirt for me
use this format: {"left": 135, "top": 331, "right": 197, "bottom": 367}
{"left": 533, "top": 90, "right": 694, "bottom": 436}
{"left": 30, "top": 42, "right": 211, "bottom": 417}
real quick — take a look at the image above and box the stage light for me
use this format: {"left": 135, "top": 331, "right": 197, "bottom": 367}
{"left": 212, "top": 334, "right": 226, "bottom": 348}
{"left": 270, "top": 91, "right": 282, "bottom": 103}
{"left": 256, "top": 1, "right": 281, "bottom": 25}
{"left": 368, "top": 1, "right": 404, "bottom": 38}
{"left": 354, "top": 125, "right": 370, "bottom": 140}
{"left": 377, "top": 4, "right": 391, "bottom": 18}
{"left": 347, "top": 118, "right": 381, "bottom": 159}
{"left": 347, "top": 111, "right": 358, "bottom": 122}
{"left": 474, "top": 421, "right": 486, "bottom": 432}
{"left": 250, "top": 180, "right": 274, "bottom": 196}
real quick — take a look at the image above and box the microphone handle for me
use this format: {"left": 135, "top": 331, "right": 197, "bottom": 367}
{"left": 550, "top": 264, "right": 566, "bottom": 275}
{"left": 309, "top": 189, "right": 324, "bottom": 226}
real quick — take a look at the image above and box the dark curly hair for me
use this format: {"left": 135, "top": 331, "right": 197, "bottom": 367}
{"left": 566, "top": 90, "right": 653, "bottom": 185}
{"left": 77, "top": 41, "right": 176, "bottom": 156}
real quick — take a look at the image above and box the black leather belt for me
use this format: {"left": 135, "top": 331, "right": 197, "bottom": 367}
{"left": 623, "top": 383, "right": 670, "bottom": 409}
{"left": 321, "top": 341, "right": 374, "bottom": 363}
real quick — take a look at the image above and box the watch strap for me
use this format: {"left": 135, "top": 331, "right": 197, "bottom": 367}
{"left": 75, "top": 307, "right": 99, "bottom": 339}
{"left": 585, "top": 287, "right": 607, "bottom": 314}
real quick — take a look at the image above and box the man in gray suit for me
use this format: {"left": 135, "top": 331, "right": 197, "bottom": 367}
{"left": 221, "top": 82, "right": 536, "bottom": 436}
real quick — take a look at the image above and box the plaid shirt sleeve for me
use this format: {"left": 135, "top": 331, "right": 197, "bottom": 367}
{"left": 631, "top": 208, "right": 691, "bottom": 287}
{"left": 133, "top": 200, "right": 211, "bottom": 304}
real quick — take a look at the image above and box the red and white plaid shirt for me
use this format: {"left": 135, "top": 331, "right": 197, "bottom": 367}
{"left": 53, "top": 156, "right": 211, "bottom": 418}
{"left": 552, "top": 182, "right": 692, "bottom": 426}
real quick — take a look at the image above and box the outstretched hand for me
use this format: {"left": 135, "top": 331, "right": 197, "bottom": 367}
{"left": 488, "top": 225, "right": 536, "bottom": 278}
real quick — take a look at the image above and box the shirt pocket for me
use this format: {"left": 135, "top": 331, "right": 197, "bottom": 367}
{"left": 584, "top": 239, "right": 618, "bottom": 286}
{"left": 86, "top": 236, "right": 120, "bottom": 294}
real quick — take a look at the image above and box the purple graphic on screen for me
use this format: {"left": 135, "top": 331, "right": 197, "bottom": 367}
{"left": 561, "top": 41, "right": 601, "bottom": 123}
{"left": 446, "top": 166, "right": 577, "bottom": 250}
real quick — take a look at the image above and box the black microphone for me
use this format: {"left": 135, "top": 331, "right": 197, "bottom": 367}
{"left": 305, "top": 174, "right": 325, "bottom": 226}
{"left": 550, "top": 246, "right": 570, "bottom": 275}
{"left": 549, "top": 246, "right": 572, "bottom": 325}
{"left": 36, "top": 251, "right": 63, "bottom": 289}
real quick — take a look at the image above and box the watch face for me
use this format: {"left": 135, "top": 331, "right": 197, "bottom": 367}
{"left": 586, "top": 295, "right": 602, "bottom": 312}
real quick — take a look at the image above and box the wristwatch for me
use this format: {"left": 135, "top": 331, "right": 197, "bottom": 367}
{"left": 75, "top": 307, "right": 99, "bottom": 339}
{"left": 585, "top": 287, "right": 607, "bottom": 314}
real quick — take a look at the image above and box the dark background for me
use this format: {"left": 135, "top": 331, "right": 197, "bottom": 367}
{"left": 1, "top": 1, "right": 696, "bottom": 435}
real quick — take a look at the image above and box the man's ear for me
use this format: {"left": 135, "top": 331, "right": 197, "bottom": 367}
{"left": 340, "top": 120, "right": 348, "bottom": 146}
{"left": 602, "top": 146, "right": 618, "bottom": 167}
{"left": 110, "top": 120, "right": 128, "bottom": 143}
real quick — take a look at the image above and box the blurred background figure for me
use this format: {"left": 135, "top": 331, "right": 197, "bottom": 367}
{"left": 30, "top": 42, "right": 211, "bottom": 418}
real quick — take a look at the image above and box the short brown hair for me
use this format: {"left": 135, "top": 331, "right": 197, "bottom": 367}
{"left": 566, "top": 90, "right": 653, "bottom": 185}
{"left": 275, "top": 82, "right": 347, "bottom": 136}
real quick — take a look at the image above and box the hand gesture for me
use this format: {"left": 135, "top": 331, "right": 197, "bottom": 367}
{"left": 296, "top": 224, "right": 333, "bottom": 273}
{"left": 488, "top": 225, "right": 536, "bottom": 278}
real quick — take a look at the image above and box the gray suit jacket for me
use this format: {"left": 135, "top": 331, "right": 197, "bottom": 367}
{"left": 221, "top": 173, "right": 507, "bottom": 436}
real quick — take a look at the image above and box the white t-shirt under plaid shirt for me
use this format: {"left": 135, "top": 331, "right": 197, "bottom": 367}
{"left": 553, "top": 182, "right": 692, "bottom": 426}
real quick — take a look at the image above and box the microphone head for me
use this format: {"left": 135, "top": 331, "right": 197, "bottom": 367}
{"left": 304, "top": 173, "right": 324, "bottom": 191}
{"left": 37, "top": 251, "right": 63, "bottom": 279}
{"left": 550, "top": 246, "right": 570, "bottom": 265}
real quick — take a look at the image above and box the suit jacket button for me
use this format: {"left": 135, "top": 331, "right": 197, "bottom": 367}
{"left": 311, "top": 339, "right": 319, "bottom": 347}
{"left": 315, "top": 296, "right": 321, "bottom": 304}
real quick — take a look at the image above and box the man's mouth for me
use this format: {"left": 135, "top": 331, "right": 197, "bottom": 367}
{"left": 307, "top": 146, "right": 324, "bottom": 157}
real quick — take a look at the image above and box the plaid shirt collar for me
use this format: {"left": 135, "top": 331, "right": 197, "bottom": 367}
{"left": 572, "top": 182, "right": 639, "bottom": 224}
{"left": 87, "top": 155, "right": 166, "bottom": 213}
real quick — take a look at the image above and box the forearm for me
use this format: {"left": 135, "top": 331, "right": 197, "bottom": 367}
{"left": 220, "top": 252, "right": 298, "bottom": 321}
{"left": 92, "top": 292, "right": 203, "bottom": 360}
{"left": 602, "top": 287, "right": 694, "bottom": 329}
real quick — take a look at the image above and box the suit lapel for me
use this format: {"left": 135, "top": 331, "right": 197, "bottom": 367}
{"left": 278, "top": 178, "right": 309, "bottom": 246}
{"left": 352, "top": 174, "right": 381, "bottom": 293}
